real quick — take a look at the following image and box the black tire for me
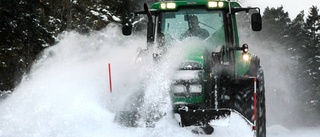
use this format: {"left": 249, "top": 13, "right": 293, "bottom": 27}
{"left": 246, "top": 56, "right": 266, "bottom": 137}
{"left": 256, "top": 68, "right": 266, "bottom": 137}
{"left": 232, "top": 87, "right": 254, "bottom": 122}
{"left": 232, "top": 67, "right": 266, "bottom": 137}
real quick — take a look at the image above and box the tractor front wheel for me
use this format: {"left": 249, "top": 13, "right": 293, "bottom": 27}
{"left": 256, "top": 68, "right": 266, "bottom": 137}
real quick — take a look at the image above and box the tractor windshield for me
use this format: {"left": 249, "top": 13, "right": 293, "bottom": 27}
{"left": 160, "top": 8, "right": 225, "bottom": 46}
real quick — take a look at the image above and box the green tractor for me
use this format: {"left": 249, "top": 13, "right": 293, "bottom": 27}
{"left": 117, "top": 0, "right": 266, "bottom": 136}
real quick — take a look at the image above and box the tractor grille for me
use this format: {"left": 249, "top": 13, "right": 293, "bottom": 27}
{"left": 172, "top": 62, "right": 204, "bottom": 96}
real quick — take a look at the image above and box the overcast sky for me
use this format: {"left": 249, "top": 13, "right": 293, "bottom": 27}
{"left": 243, "top": 0, "right": 320, "bottom": 19}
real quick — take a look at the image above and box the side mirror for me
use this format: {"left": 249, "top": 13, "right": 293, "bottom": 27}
{"left": 121, "top": 0, "right": 133, "bottom": 36}
{"left": 251, "top": 13, "right": 262, "bottom": 31}
{"left": 122, "top": 23, "right": 132, "bottom": 36}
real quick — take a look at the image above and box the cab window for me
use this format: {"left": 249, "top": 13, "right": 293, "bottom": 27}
{"left": 160, "top": 8, "right": 225, "bottom": 46}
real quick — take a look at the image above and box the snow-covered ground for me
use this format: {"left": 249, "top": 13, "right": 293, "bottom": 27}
{"left": 0, "top": 24, "right": 319, "bottom": 137}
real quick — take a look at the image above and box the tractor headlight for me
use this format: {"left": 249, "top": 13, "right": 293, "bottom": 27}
{"left": 242, "top": 53, "right": 250, "bottom": 61}
{"left": 189, "top": 84, "right": 202, "bottom": 93}
{"left": 172, "top": 69, "right": 203, "bottom": 95}
{"left": 241, "top": 44, "right": 249, "bottom": 61}
{"left": 172, "top": 84, "right": 202, "bottom": 94}
{"left": 172, "top": 85, "right": 187, "bottom": 93}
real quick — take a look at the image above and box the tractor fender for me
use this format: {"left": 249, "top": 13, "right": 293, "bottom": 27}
{"left": 245, "top": 55, "right": 260, "bottom": 76}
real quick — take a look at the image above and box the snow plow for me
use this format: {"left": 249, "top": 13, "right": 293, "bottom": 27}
{"left": 116, "top": 0, "right": 266, "bottom": 136}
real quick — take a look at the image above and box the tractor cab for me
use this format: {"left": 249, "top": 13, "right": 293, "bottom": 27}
{"left": 122, "top": 1, "right": 261, "bottom": 50}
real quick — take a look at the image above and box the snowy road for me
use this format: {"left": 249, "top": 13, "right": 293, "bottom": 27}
{"left": 0, "top": 25, "right": 319, "bottom": 137}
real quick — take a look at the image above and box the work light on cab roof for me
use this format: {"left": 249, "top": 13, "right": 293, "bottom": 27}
{"left": 160, "top": 2, "right": 177, "bottom": 9}
{"left": 208, "top": 1, "right": 224, "bottom": 8}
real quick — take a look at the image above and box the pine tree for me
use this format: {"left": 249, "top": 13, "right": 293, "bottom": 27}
{"left": 287, "top": 11, "right": 308, "bottom": 80}
{"left": 305, "top": 6, "right": 320, "bottom": 45}
{"left": 260, "top": 6, "right": 291, "bottom": 45}
{"left": 302, "top": 5, "right": 320, "bottom": 126}
{"left": 288, "top": 11, "right": 308, "bottom": 49}
{"left": 0, "top": 0, "right": 54, "bottom": 90}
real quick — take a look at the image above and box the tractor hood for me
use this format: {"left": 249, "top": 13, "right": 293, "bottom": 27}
{"left": 182, "top": 44, "right": 206, "bottom": 68}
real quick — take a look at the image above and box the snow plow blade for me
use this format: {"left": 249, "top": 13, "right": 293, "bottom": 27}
{"left": 174, "top": 108, "right": 231, "bottom": 127}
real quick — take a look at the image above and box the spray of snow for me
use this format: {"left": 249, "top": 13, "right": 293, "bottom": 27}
{"left": 0, "top": 24, "right": 145, "bottom": 137}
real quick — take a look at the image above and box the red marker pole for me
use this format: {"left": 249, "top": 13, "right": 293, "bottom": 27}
{"left": 108, "top": 63, "right": 113, "bottom": 93}
{"left": 108, "top": 63, "right": 114, "bottom": 112}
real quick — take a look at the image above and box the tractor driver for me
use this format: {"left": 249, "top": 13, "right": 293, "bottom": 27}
{"left": 181, "top": 15, "right": 209, "bottom": 39}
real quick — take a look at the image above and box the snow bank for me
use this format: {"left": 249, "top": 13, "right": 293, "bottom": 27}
{"left": 267, "top": 125, "right": 320, "bottom": 137}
